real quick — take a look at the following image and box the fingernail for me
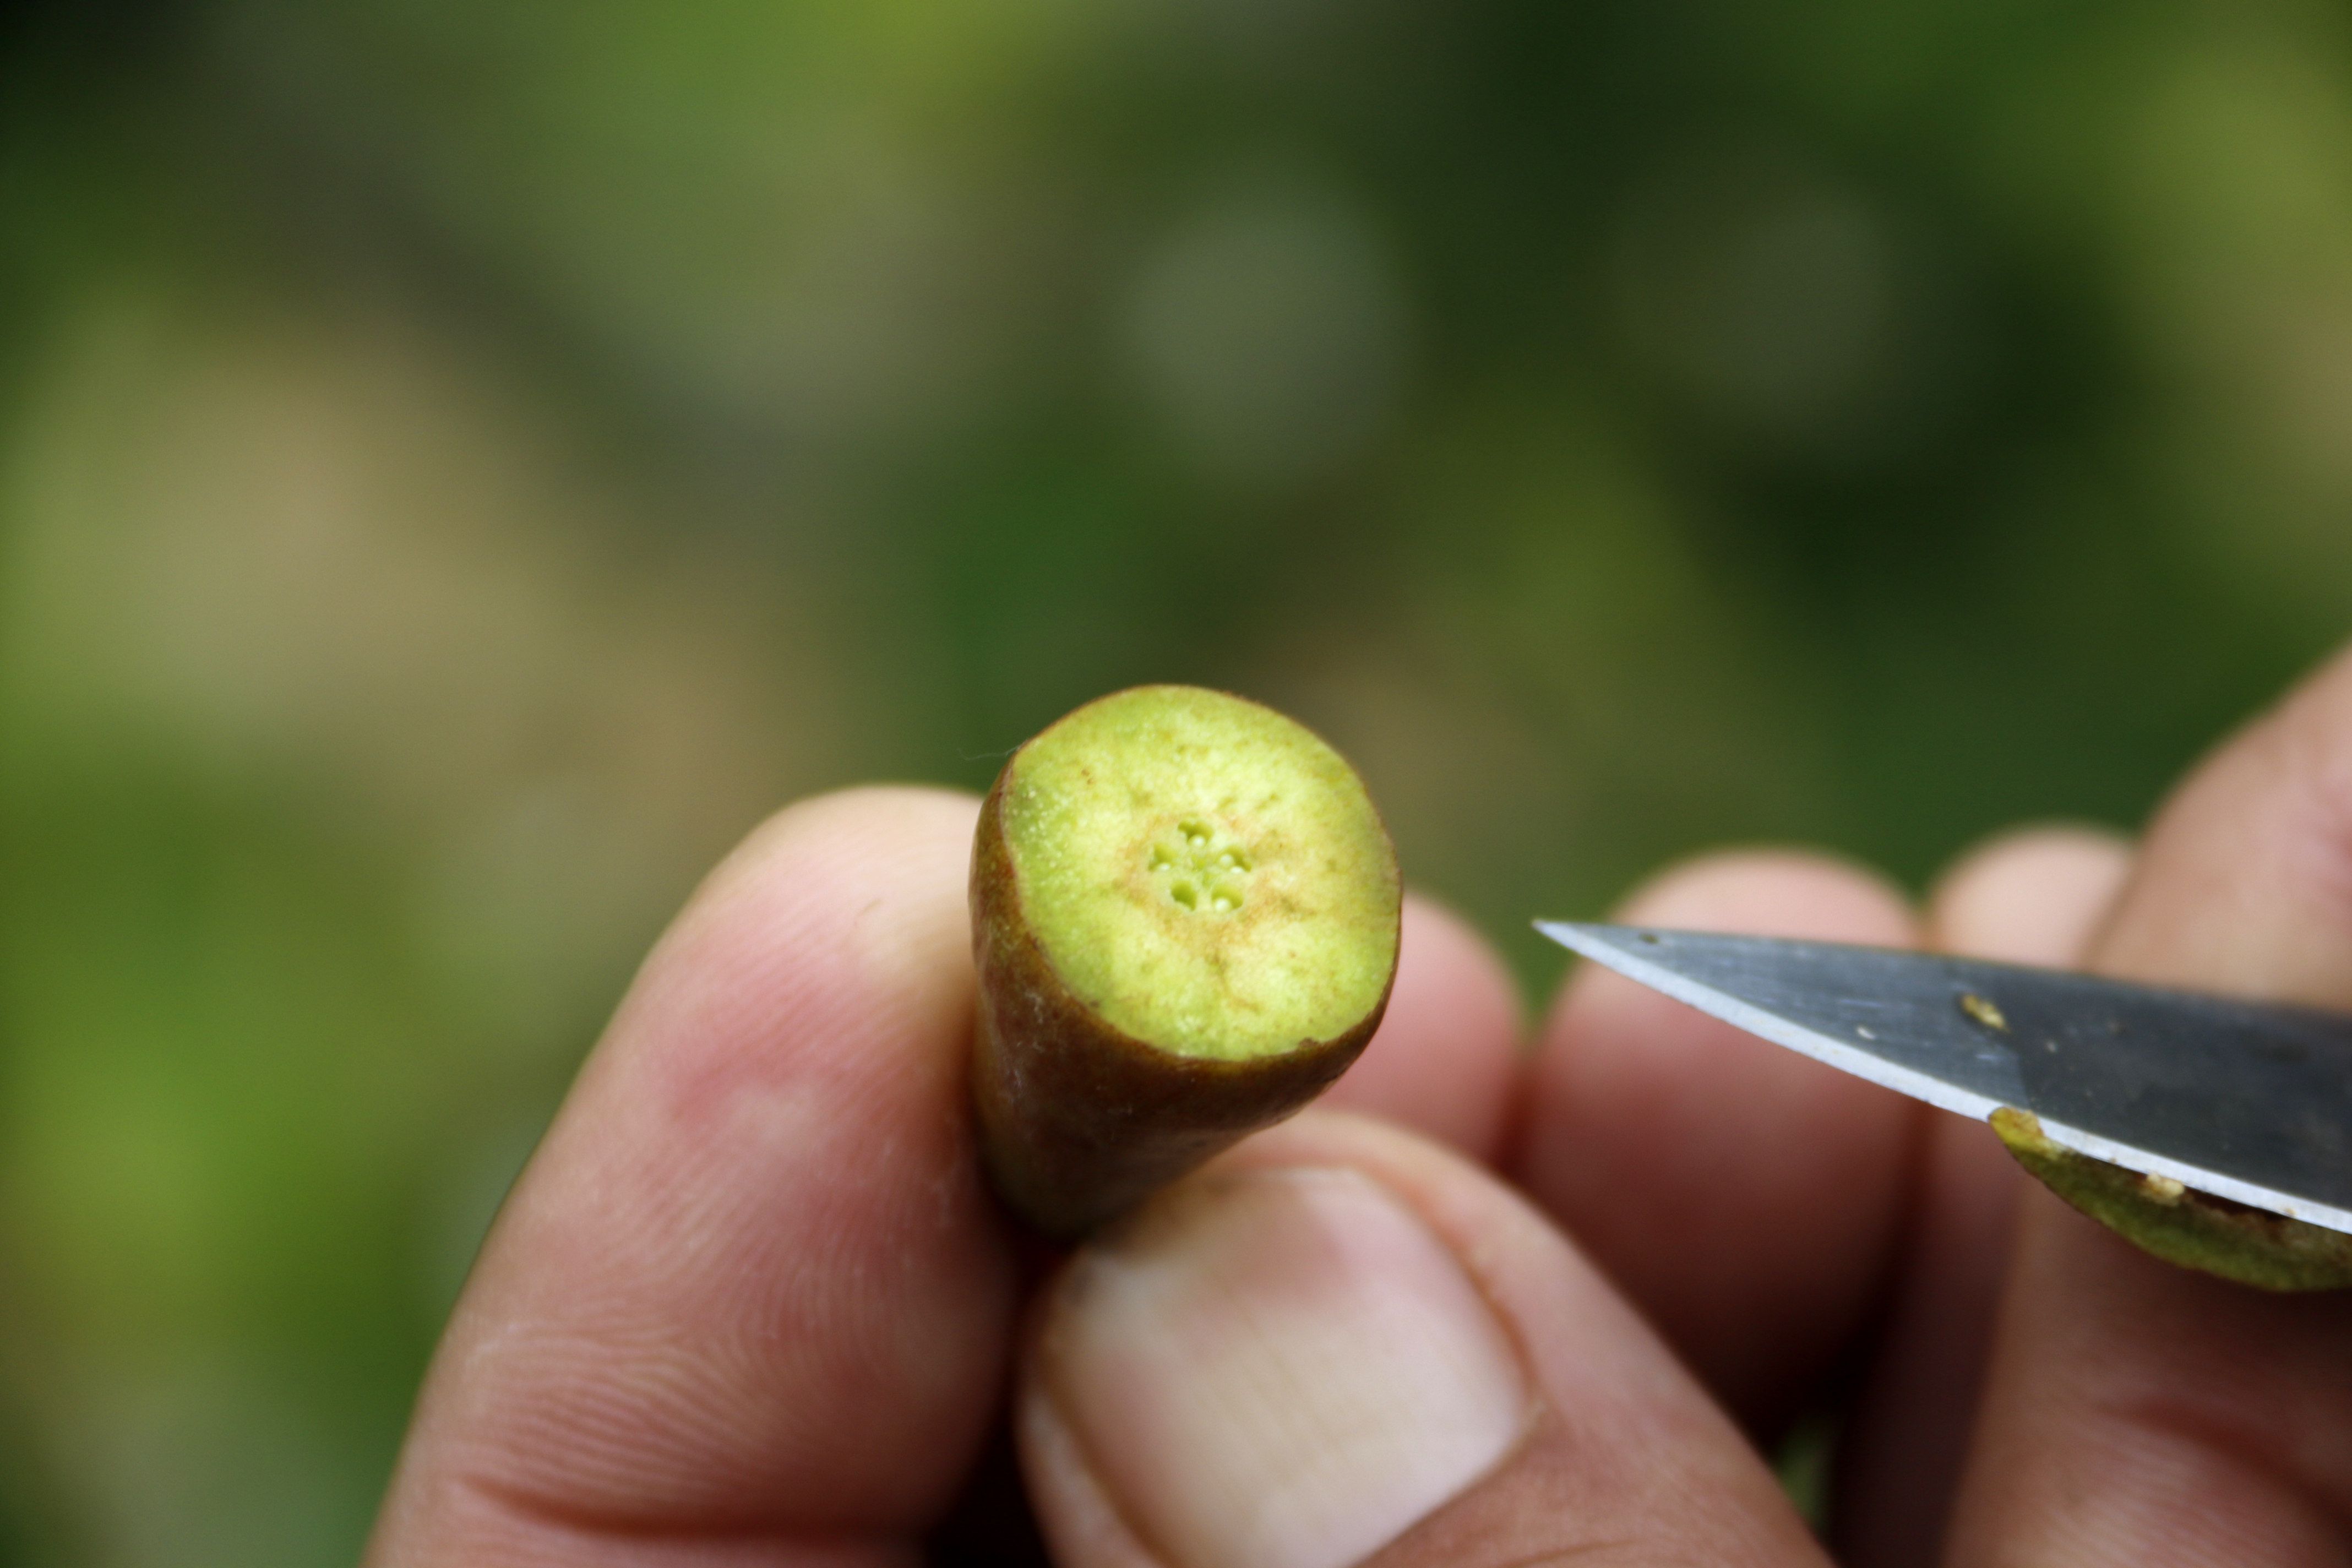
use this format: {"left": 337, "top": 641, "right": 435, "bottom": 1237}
{"left": 1038, "top": 1167, "right": 1527, "bottom": 1568}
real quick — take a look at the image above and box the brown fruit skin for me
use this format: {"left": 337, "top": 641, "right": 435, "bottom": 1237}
{"left": 968, "top": 752, "right": 1396, "bottom": 1240}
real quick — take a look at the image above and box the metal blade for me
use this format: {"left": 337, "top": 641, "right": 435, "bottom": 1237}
{"left": 1536, "top": 922, "right": 2352, "bottom": 1238}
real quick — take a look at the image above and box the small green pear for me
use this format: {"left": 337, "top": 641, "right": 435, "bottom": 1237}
{"left": 970, "top": 685, "right": 1401, "bottom": 1239}
{"left": 1991, "top": 1108, "right": 2352, "bottom": 1292}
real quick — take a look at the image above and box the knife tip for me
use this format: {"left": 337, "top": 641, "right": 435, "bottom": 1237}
{"left": 1533, "top": 919, "right": 1614, "bottom": 955}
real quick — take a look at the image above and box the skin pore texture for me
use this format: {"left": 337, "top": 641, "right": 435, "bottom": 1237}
{"left": 971, "top": 686, "right": 1402, "bottom": 1238}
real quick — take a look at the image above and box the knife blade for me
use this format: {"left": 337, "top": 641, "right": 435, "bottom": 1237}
{"left": 1535, "top": 922, "right": 2352, "bottom": 1239}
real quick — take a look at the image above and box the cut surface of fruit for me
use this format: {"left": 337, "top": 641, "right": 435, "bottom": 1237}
{"left": 999, "top": 686, "right": 1400, "bottom": 1063}
{"left": 1991, "top": 1107, "right": 2352, "bottom": 1293}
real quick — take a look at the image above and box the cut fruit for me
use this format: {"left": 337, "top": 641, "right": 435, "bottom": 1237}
{"left": 970, "top": 685, "right": 1401, "bottom": 1238}
{"left": 1991, "top": 1108, "right": 2352, "bottom": 1293}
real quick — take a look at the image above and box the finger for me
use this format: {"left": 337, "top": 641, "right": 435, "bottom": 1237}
{"left": 1510, "top": 850, "right": 1922, "bottom": 1431}
{"left": 1951, "top": 648, "right": 2352, "bottom": 1567}
{"left": 1321, "top": 895, "right": 1522, "bottom": 1162}
{"left": 1925, "top": 824, "right": 2136, "bottom": 966}
{"left": 368, "top": 787, "right": 1019, "bottom": 1567}
{"left": 2094, "top": 642, "right": 2352, "bottom": 1001}
{"left": 1021, "top": 1109, "right": 1831, "bottom": 1568}
{"left": 1833, "top": 825, "right": 2132, "bottom": 1567}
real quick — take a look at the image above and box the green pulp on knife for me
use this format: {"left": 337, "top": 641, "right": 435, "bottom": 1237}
{"left": 1992, "top": 1108, "right": 2352, "bottom": 1293}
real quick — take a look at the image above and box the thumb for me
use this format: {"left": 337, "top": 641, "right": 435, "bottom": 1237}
{"left": 1017, "top": 1112, "right": 1830, "bottom": 1568}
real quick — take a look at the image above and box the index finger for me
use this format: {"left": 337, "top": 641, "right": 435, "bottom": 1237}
{"left": 366, "top": 787, "right": 1021, "bottom": 1566}
{"left": 1509, "top": 850, "right": 1923, "bottom": 1432}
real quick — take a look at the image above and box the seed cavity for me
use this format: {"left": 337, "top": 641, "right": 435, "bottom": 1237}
{"left": 1150, "top": 817, "right": 1254, "bottom": 914}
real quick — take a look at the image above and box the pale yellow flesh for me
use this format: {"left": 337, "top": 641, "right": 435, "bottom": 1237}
{"left": 1002, "top": 687, "right": 1399, "bottom": 1061}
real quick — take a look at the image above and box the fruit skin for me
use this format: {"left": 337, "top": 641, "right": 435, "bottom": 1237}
{"left": 968, "top": 688, "right": 1398, "bottom": 1239}
{"left": 1991, "top": 1108, "right": 2352, "bottom": 1292}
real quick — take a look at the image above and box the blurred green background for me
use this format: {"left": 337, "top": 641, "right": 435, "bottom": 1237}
{"left": 2, "top": 0, "right": 2350, "bottom": 1560}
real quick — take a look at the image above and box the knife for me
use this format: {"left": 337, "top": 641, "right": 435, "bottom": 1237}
{"left": 1534, "top": 922, "right": 2352, "bottom": 1239}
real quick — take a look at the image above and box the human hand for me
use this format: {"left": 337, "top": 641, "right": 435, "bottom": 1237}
{"left": 364, "top": 646, "right": 2352, "bottom": 1568}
